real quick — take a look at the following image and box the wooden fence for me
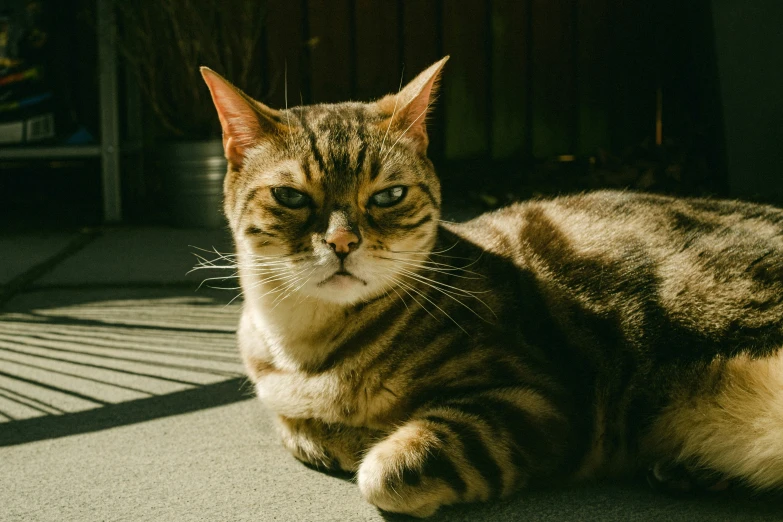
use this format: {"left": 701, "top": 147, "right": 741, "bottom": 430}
{"left": 249, "top": 0, "right": 720, "bottom": 168}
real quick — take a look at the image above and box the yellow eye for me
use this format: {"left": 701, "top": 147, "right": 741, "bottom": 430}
{"left": 370, "top": 186, "right": 407, "bottom": 208}
{"left": 271, "top": 187, "right": 310, "bottom": 209}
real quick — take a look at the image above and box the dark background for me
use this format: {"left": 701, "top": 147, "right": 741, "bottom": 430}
{"left": 1, "top": 0, "right": 782, "bottom": 228}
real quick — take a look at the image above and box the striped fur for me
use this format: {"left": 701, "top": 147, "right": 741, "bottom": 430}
{"left": 203, "top": 60, "right": 783, "bottom": 517}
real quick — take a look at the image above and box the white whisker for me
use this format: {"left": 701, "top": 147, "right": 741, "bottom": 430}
{"left": 270, "top": 268, "right": 313, "bottom": 309}
{"left": 190, "top": 249, "right": 311, "bottom": 279}
{"left": 383, "top": 100, "right": 433, "bottom": 161}
{"left": 396, "top": 267, "right": 492, "bottom": 297}
{"left": 218, "top": 270, "right": 304, "bottom": 302}
{"left": 379, "top": 66, "right": 405, "bottom": 156}
{"left": 387, "top": 242, "right": 474, "bottom": 260}
{"left": 273, "top": 266, "right": 318, "bottom": 309}
{"left": 284, "top": 60, "right": 294, "bottom": 150}
{"left": 195, "top": 271, "right": 240, "bottom": 291}
{"left": 394, "top": 277, "right": 469, "bottom": 335}
{"left": 391, "top": 277, "right": 438, "bottom": 323}
{"left": 372, "top": 255, "right": 484, "bottom": 279}
{"left": 395, "top": 269, "right": 496, "bottom": 322}
{"left": 381, "top": 275, "right": 410, "bottom": 313}
{"left": 226, "top": 290, "right": 245, "bottom": 307}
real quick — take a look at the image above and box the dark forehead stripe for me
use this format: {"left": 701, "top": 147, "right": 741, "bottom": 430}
{"left": 300, "top": 159, "right": 312, "bottom": 182}
{"left": 333, "top": 111, "right": 366, "bottom": 180}
{"left": 369, "top": 153, "right": 382, "bottom": 181}
{"left": 326, "top": 122, "right": 352, "bottom": 182}
{"left": 297, "top": 112, "right": 328, "bottom": 175}
{"left": 298, "top": 105, "right": 379, "bottom": 184}
{"left": 355, "top": 141, "right": 368, "bottom": 178}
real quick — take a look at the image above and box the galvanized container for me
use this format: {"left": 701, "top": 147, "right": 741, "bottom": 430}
{"left": 159, "top": 140, "right": 227, "bottom": 228}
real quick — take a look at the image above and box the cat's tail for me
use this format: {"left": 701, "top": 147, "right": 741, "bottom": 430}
{"left": 646, "top": 351, "right": 783, "bottom": 490}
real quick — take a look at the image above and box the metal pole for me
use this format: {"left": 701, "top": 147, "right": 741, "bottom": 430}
{"left": 97, "top": 0, "right": 122, "bottom": 223}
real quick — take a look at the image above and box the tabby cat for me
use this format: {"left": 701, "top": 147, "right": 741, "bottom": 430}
{"left": 201, "top": 58, "right": 783, "bottom": 517}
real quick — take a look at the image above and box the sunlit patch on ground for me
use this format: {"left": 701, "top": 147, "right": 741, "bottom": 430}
{"left": 0, "top": 291, "right": 244, "bottom": 423}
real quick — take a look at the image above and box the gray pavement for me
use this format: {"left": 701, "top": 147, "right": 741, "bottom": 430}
{"left": 0, "top": 231, "right": 79, "bottom": 286}
{"left": 1, "top": 226, "right": 782, "bottom": 521}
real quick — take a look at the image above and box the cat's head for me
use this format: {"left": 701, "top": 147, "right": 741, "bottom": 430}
{"left": 202, "top": 58, "right": 448, "bottom": 305}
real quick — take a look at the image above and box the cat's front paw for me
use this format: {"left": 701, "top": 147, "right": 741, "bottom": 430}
{"left": 357, "top": 421, "right": 462, "bottom": 518}
{"left": 647, "top": 460, "right": 732, "bottom": 494}
{"left": 277, "top": 416, "right": 368, "bottom": 474}
{"left": 280, "top": 427, "right": 342, "bottom": 472}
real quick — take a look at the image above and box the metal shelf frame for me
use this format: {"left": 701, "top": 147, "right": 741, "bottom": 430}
{"left": 0, "top": 145, "right": 102, "bottom": 159}
{"left": 0, "top": 0, "right": 123, "bottom": 223}
{"left": 96, "top": 0, "right": 121, "bottom": 222}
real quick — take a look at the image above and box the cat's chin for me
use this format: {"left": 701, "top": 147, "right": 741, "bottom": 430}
{"left": 318, "top": 271, "right": 368, "bottom": 288}
{"left": 305, "top": 274, "right": 382, "bottom": 306}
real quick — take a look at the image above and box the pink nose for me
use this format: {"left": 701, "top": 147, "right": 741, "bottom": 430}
{"left": 325, "top": 227, "right": 360, "bottom": 255}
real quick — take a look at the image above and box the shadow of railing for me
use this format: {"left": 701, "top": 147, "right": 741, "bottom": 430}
{"left": 0, "top": 377, "right": 249, "bottom": 446}
{"left": 0, "top": 288, "right": 252, "bottom": 446}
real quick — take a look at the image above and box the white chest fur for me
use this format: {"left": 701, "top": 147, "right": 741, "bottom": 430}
{"left": 237, "top": 305, "right": 400, "bottom": 428}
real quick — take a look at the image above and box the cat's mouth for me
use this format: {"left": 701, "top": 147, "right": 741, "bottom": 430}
{"left": 317, "top": 270, "right": 367, "bottom": 287}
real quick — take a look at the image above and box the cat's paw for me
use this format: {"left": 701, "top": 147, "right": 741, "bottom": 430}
{"left": 647, "top": 460, "right": 732, "bottom": 494}
{"left": 280, "top": 427, "right": 344, "bottom": 472}
{"left": 277, "top": 416, "right": 366, "bottom": 474}
{"left": 357, "top": 421, "right": 461, "bottom": 518}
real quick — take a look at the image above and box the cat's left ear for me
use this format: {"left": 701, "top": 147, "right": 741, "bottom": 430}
{"left": 201, "top": 67, "right": 287, "bottom": 168}
{"left": 376, "top": 56, "right": 449, "bottom": 154}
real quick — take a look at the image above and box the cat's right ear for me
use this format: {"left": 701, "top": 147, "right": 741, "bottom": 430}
{"left": 201, "top": 67, "right": 287, "bottom": 168}
{"left": 375, "top": 56, "right": 449, "bottom": 154}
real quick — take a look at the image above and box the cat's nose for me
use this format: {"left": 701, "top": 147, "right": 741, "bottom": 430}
{"left": 325, "top": 227, "right": 361, "bottom": 258}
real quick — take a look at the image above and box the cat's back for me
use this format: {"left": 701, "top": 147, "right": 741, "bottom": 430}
{"left": 447, "top": 190, "right": 783, "bottom": 360}
{"left": 453, "top": 190, "right": 783, "bottom": 265}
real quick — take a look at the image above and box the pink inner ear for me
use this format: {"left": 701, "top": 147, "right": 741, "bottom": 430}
{"left": 223, "top": 136, "right": 242, "bottom": 165}
{"left": 380, "top": 57, "right": 448, "bottom": 153}
{"left": 201, "top": 68, "right": 263, "bottom": 166}
{"left": 219, "top": 109, "right": 260, "bottom": 164}
{"left": 399, "top": 85, "right": 435, "bottom": 146}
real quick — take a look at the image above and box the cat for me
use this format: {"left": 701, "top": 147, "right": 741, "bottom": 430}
{"left": 200, "top": 57, "right": 783, "bottom": 517}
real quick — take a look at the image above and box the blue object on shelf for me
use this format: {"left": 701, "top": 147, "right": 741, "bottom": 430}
{"left": 64, "top": 125, "right": 97, "bottom": 145}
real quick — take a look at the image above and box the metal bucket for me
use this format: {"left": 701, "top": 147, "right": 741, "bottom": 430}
{"left": 159, "top": 140, "right": 227, "bottom": 229}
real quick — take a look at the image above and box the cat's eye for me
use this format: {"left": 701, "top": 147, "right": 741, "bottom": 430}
{"left": 271, "top": 187, "right": 310, "bottom": 209}
{"left": 370, "top": 186, "right": 407, "bottom": 208}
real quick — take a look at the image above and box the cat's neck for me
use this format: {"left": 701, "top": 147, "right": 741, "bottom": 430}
{"left": 240, "top": 277, "right": 343, "bottom": 364}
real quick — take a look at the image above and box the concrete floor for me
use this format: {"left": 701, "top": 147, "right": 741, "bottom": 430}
{"left": 2, "top": 226, "right": 782, "bottom": 521}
